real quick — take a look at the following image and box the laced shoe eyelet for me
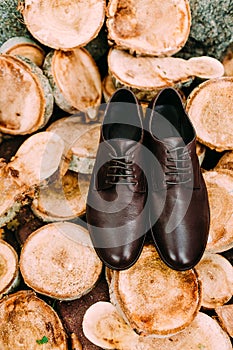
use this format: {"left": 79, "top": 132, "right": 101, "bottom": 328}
{"left": 105, "top": 156, "right": 137, "bottom": 186}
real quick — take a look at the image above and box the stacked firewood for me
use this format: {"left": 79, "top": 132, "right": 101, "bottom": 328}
{"left": 0, "top": 1, "right": 232, "bottom": 349}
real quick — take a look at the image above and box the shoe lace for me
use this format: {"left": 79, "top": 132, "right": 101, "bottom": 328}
{"left": 106, "top": 154, "right": 137, "bottom": 185}
{"left": 165, "top": 146, "right": 192, "bottom": 185}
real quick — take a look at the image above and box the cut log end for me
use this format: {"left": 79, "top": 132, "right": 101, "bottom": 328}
{"left": 106, "top": 0, "right": 191, "bottom": 56}
{"left": 0, "top": 290, "right": 68, "bottom": 349}
{"left": 186, "top": 77, "right": 233, "bottom": 152}
{"left": 203, "top": 170, "right": 233, "bottom": 253}
{"left": 19, "top": 222, "right": 103, "bottom": 300}
{"left": 0, "top": 54, "right": 53, "bottom": 135}
{"left": 110, "top": 244, "right": 201, "bottom": 337}
{"left": 43, "top": 48, "right": 102, "bottom": 114}
{"left": 215, "top": 304, "right": 233, "bottom": 338}
{"left": 22, "top": 0, "right": 105, "bottom": 50}
{"left": 0, "top": 36, "right": 46, "bottom": 67}
{"left": 0, "top": 239, "right": 19, "bottom": 296}
{"left": 83, "top": 302, "right": 232, "bottom": 349}
{"left": 195, "top": 252, "right": 233, "bottom": 309}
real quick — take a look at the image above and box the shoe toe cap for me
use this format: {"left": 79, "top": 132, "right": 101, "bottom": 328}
{"left": 153, "top": 219, "right": 209, "bottom": 271}
{"left": 163, "top": 251, "right": 200, "bottom": 271}
{"left": 96, "top": 242, "right": 144, "bottom": 270}
{"left": 157, "top": 239, "right": 207, "bottom": 271}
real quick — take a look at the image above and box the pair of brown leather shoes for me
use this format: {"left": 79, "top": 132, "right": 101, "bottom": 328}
{"left": 86, "top": 87, "right": 210, "bottom": 271}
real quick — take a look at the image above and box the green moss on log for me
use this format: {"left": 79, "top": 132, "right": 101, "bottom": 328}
{"left": 0, "top": 0, "right": 32, "bottom": 46}
{"left": 177, "top": 0, "right": 233, "bottom": 60}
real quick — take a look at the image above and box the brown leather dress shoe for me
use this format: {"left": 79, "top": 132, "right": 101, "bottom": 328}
{"left": 86, "top": 88, "right": 148, "bottom": 270}
{"left": 145, "top": 87, "right": 210, "bottom": 271}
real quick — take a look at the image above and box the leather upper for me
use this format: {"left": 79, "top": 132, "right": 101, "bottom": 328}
{"left": 144, "top": 87, "right": 210, "bottom": 270}
{"left": 87, "top": 86, "right": 210, "bottom": 271}
{"left": 86, "top": 88, "right": 148, "bottom": 270}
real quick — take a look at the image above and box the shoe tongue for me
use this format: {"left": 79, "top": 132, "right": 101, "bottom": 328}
{"left": 163, "top": 137, "right": 185, "bottom": 149}
{"left": 109, "top": 139, "right": 137, "bottom": 156}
